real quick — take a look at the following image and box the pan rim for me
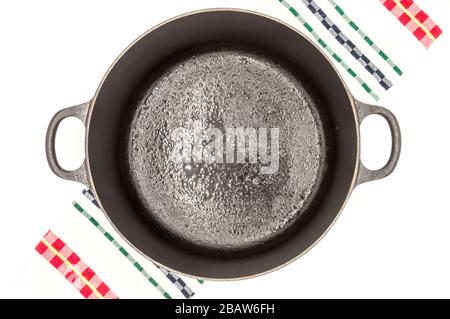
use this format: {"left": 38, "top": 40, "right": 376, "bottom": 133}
{"left": 84, "top": 8, "right": 360, "bottom": 281}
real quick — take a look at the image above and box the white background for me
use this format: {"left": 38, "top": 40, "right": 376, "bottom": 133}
{"left": 1, "top": 0, "right": 450, "bottom": 298}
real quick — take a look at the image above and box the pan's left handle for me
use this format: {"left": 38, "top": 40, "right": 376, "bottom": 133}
{"left": 45, "top": 101, "right": 90, "bottom": 185}
{"left": 355, "top": 101, "right": 401, "bottom": 186}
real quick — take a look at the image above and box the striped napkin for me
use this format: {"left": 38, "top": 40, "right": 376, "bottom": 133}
{"left": 276, "top": 0, "right": 444, "bottom": 102}
{"left": 34, "top": 0, "right": 445, "bottom": 298}
{"left": 32, "top": 190, "right": 204, "bottom": 299}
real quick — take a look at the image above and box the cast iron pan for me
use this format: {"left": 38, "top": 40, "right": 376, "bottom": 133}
{"left": 45, "top": 9, "right": 401, "bottom": 279}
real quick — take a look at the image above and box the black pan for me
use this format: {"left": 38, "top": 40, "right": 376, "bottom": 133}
{"left": 45, "top": 9, "right": 401, "bottom": 279}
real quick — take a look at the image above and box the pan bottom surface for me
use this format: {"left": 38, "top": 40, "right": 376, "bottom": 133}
{"left": 125, "top": 47, "right": 328, "bottom": 253}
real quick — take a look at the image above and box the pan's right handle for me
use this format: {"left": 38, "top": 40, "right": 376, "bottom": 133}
{"left": 45, "top": 101, "right": 90, "bottom": 185}
{"left": 355, "top": 101, "right": 401, "bottom": 186}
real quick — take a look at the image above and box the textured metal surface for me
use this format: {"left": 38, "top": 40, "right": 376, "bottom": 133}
{"left": 125, "top": 48, "right": 328, "bottom": 252}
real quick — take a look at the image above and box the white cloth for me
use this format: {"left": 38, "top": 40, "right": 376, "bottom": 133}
{"left": 25, "top": 194, "right": 203, "bottom": 299}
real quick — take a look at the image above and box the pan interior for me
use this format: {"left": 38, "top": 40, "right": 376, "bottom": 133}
{"left": 123, "top": 46, "right": 329, "bottom": 254}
